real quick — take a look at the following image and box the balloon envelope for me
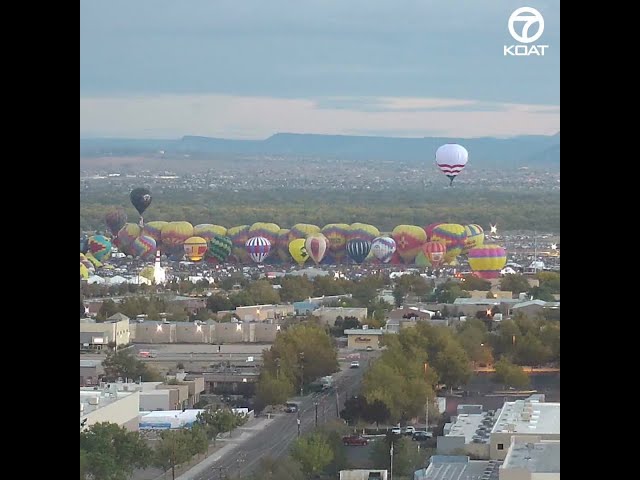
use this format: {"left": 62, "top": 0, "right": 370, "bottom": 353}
{"left": 463, "top": 224, "right": 485, "bottom": 254}
{"left": 468, "top": 245, "right": 507, "bottom": 279}
{"left": 391, "top": 225, "right": 427, "bottom": 264}
{"left": 246, "top": 236, "right": 271, "bottom": 263}
{"left": 130, "top": 188, "right": 152, "bottom": 216}
{"left": 143, "top": 221, "right": 168, "bottom": 244}
{"left": 194, "top": 224, "right": 228, "bottom": 242}
{"left": 132, "top": 235, "right": 157, "bottom": 260}
{"left": 305, "top": 234, "right": 328, "bottom": 264}
{"left": 346, "top": 239, "right": 371, "bottom": 264}
{"left": 161, "top": 221, "right": 194, "bottom": 254}
{"left": 321, "top": 223, "right": 350, "bottom": 261}
{"left": 431, "top": 224, "right": 467, "bottom": 264}
{"left": 87, "top": 235, "right": 112, "bottom": 262}
{"left": 288, "top": 238, "right": 309, "bottom": 266}
{"left": 184, "top": 236, "right": 208, "bottom": 262}
{"left": 205, "top": 235, "right": 233, "bottom": 264}
{"left": 371, "top": 236, "right": 396, "bottom": 263}
{"left": 435, "top": 144, "right": 468, "bottom": 185}
{"left": 422, "top": 241, "right": 446, "bottom": 269}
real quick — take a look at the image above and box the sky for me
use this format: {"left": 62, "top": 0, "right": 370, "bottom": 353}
{"left": 80, "top": 0, "right": 560, "bottom": 139}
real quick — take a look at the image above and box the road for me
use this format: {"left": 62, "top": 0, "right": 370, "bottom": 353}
{"left": 188, "top": 352, "right": 376, "bottom": 480}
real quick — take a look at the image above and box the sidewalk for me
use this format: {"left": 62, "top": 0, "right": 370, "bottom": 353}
{"left": 175, "top": 415, "right": 275, "bottom": 480}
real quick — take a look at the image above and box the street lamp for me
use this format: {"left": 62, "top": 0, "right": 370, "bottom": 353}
{"left": 275, "top": 358, "right": 281, "bottom": 380}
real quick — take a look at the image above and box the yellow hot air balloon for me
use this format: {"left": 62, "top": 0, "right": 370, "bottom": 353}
{"left": 289, "top": 238, "right": 309, "bottom": 266}
{"left": 249, "top": 222, "right": 281, "bottom": 246}
{"left": 80, "top": 263, "right": 89, "bottom": 279}
{"left": 194, "top": 224, "right": 228, "bottom": 242}
{"left": 227, "top": 225, "right": 251, "bottom": 263}
{"left": 468, "top": 245, "right": 507, "bottom": 279}
{"left": 288, "top": 223, "right": 321, "bottom": 243}
{"left": 184, "top": 236, "right": 208, "bottom": 262}
{"left": 143, "top": 221, "right": 169, "bottom": 244}
{"left": 321, "top": 223, "right": 350, "bottom": 262}
{"left": 349, "top": 223, "right": 380, "bottom": 242}
{"left": 431, "top": 223, "right": 467, "bottom": 264}
{"left": 161, "top": 221, "right": 194, "bottom": 255}
{"left": 463, "top": 224, "right": 485, "bottom": 254}
{"left": 391, "top": 225, "right": 427, "bottom": 264}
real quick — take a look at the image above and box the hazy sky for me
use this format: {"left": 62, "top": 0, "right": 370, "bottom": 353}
{"left": 80, "top": 0, "right": 560, "bottom": 139}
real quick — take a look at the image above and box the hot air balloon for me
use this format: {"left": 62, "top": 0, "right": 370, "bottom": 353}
{"left": 117, "top": 223, "right": 142, "bottom": 255}
{"left": 129, "top": 187, "right": 152, "bottom": 225}
{"left": 288, "top": 224, "right": 321, "bottom": 243}
{"left": 161, "top": 221, "right": 194, "bottom": 256}
{"left": 414, "top": 250, "right": 431, "bottom": 268}
{"left": 424, "top": 222, "right": 443, "bottom": 241}
{"left": 468, "top": 245, "right": 507, "bottom": 279}
{"left": 246, "top": 236, "right": 271, "bottom": 264}
{"left": 249, "top": 222, "right": 281, "bottom": 247}
{"left": 87, "top": 235, "right": 112, "bottom": 263}
{"left": 436, "top": 144, "right": 468, "bottom": 186}
{"left": 391, "top": 225, "right": 427, "bottom": 264}
{"left": 422, "top": 241, "right": 446, "bottom": 269}
{"left": 143, "top": 221, "right": 168, "bottom": 244}
{"left": 80, "top": 263, "right": 89, "bottom": 280}
{"left": 321, "top": 223, "right": 350, "bottom": 262}
{"left": 305, "top": 234, "right": 328, "bottom": 265}
{"left": 131, "top": 235, "right": 157, "bottom": 260}
{"left": 346, "top": 239, "right": 371, "bottom": 264}
{"left": 205, "top": 234, "right": 233, "bottom": 264}
{"left": 105, "top": 208, "right": 128, "bottom": 236}
{"left": 184, "top": 236, "right": 208, "bottom": 262}
{"left": 85, "top": 253, "right": 103, "bottom": 269}
{"left": 289, "top": 238, "right": 309, "bottom": 266}
{"left": 431, "top": 224, "right": 467, "bottom": 264}
{"left": 227, "top": 225, "right": 251, "bottom": 263}
{"left": 194, "top": 224, "right": 228, "bottom": 243}
{"left": 371, "top": 236, "right": 396, "bottom": 263}
{"left": 349, "top": 223, "right": 380, "bottom": 243}
{"left": 463, "top": 224, "right": 485, "bottom": 254}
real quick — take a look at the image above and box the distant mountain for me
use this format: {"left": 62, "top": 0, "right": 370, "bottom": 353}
{"left": 80, "top": 133, "right": 560, "bottom": 168}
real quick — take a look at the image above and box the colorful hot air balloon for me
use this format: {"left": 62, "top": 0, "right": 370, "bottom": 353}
{"left": 391, "top": 225, "right": 427, "bottom": 264}
{"left": 143, "top": 221, "right": 168, "bottom": 244}
{"left": 205, "top": 235, "right": 233, "bottom": 264}
{"left": 422, "top": 241, "right": 446, "bottom": 269}
{"left": 80, "top": 263, "right": 89, "bottom": 279}
{"left": 305, "top": 234, "right": 328, "bottom": 265}
{"left": 346, "top": 239, "right": 371, "bottom": 264}
{"left": 117, "top": 223, "right": 142, "bottom": 255}
{"left": 321, "top": 223, "right": 350, "bottom": 262}
{"left": 105, "top": 208, "right": 128, "bottom": 236}
{"left": 436, "top": 144, "right": 468, "bottom": 186}
{"left": 227, "top": 225, "right": 251, "bottom": 263}
{"left": 414, "top": 250, "right": 432, "bottom": 268}
{"left": 289, "top": 238, "right": 309, "bottom": 266}
{"left": 246, "top": 236, "right": 271, "bottom": 264}
{"left": 161, "top": 221, "right": 194, "bottom": 256}
{"left": 184, "top": 236, "right": 208, "bottom": 262}
{"left": 424, "top": 222, "right": 443, "bottom": 241}
{"left": 275, "top": 229, "right": 291, "bottom": 263}
{"left": 194, "top": 224, "right": 228, "bottom": 243}
{"left": 85, "top": 253, "right": 103, "bottom": 269}
{"left": 288, "top": 224, "right": 321, "bottom": 243}
{"left": 131, "top": 235, "right": 157, "bottom": 260}
{"left": 431, "top": 224, "right": 467, "bottom": 264}
{"left": 87, "top": 235, "right": 112, "bottom": 263}
{"left": 371, "top": 236, "right": 397, "bottom": 263}
{"left": 130, "top": 187, "right": 152, "bottom": 224}
{"left": 249, "top": 222, "right": 281, "bottom": 247}
{"left": 349, "top": 223, "right": 380, "bottom": 243}
{"left": 468, "top": 245, "right": 507, "bottom": 279}
{"left": 463, "top": 224, "right": 485, "bottom": 254}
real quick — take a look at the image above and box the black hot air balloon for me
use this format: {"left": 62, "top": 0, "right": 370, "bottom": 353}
{"left": 130, "top": 188, "right": 152, "bottom": 226}
{"left": 346, "top": 239, "right": 371, "bottom": 264}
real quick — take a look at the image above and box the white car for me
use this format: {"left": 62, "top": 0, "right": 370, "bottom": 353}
{"left": 350, "top": 361, "right": 360, "bottom": 368}
{"left": 391, "top": 426, "right": 402, "bottom": 435}
{"left": 403, "top": 426, "right": 416, "bottom": 435}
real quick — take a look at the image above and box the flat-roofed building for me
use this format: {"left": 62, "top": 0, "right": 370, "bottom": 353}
{"left": 437, "top": 406, "right": 495, "bottom": 459}
{"left": 80, "top": 385, "right": 139, "bottom": 431}
{"left": 414, "top": 455, "right": 501, "bottom": 480}
{"left": 80, "top": 314, "right": 131, "bottom": 350}
{"left": 499, "top": 436, "right": 559, "bottom": 480}
{"left": 344, "top": 327, "right": 384, "bottom": 350}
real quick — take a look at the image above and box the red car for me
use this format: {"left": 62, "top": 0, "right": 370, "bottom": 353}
{"left": 342, "top": 435, "right": 368, "bottom": 446}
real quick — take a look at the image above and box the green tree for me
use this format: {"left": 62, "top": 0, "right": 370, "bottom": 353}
{"left": 280, "top": 276, "right": 315, "bottom": 302}
{"left": 154, "top": 429, "right": 194, "bottom": 480}
{"left": 189, "top": 424, "right": 209, "bottom": 456}
{"left": 290, "top": 432, "right": 334, "bottom": 478}
{"left": 364, "top": 399, "right": 391, "bottom": 430}
{"left": 528, "top": 286, "right": 555, "bottom": 302}
{"left": 245, "top": 457, "right": 305, "bottom": 480}
{"left": 432, "top": 341, "right": 472, "bottom": 389}
{"left": 340, "top": 395, "right": 368, "bottom": 425}
{"left": 102, "top": 350, "right": 163, "bottom": 382}
{"left": 536, "top": 271, "right": 560, "bottom": 293}
{"left": 514, "top": 333, "right": 552, "bottom": 366}
{"left": 370, "top": 435, "right": 425, "bottom": 477}
{"left": 458, "top": 321, "right": 494, "bottom": 365}
{"left": 499, "top": 274, "right": 530, "bottom": 294}
{"left": 255, "top": 371, "right": 294, "bottom": 408}
{"left": 392, "top": 284, "right": 406, "bottom": 307}
{"left": 80, "top": 422, "right": 152, "bottom": 480}
{"left": 96, "top": 299, "right": 118, "bottom": 321}
{"left": 247, "top": 280, "right": 281, "bottom": 305}
{"left": 460, "top": 275, "right": 492, "bottom": 291}
{"left": 206, "top": 294, "right": 233, "bottom": 313}
{"left": 196, "top": 406, "right": 246, "bottom": 445}
{"left": 493, "top": 358, "right": 530, "bottom": 389}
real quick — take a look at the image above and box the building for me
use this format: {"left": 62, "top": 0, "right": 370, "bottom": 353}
{"left": 80, "top": 314, "right": 131, "bottom": 350}
{"left": 499, "top": 436, "right": 560, "bottom": 480}
{"left": 293, "top": 300, "right": 320, "bottom": 315}
{"left": 80, "top": 385, "right": 140, "bottom": 431}
{"left": 80, "top": 360, "right": 103, "bottom": 386}
{"left": 235, "top": 304, "right": 294, "bottom": 322}
{"left": 339, "top": 470, "right": 388, "bottom": 480}
{"left": 388, "top": 307, "right": 434, "bottom": 321}
{"left": 175, "top": 322, "right": 214, "bottom": 343}
{"left": 315, "top": 306, "right": 368, "bottom": 326}
{"left": 510, "top": 300, "right": 560, "bottom": 318}
{"left": 344, "top": 326, "right": 384, "bottom": 350}
{"left": 467, "top": 291, "right": 514, "bottom": 300}
{"left": 437, "top": 405, "right": 496, "bottom": 458}
{"left": 130, "top": 320, "right": 280, "bottom": 344}
{"left": 414, "top": 456, "right": 501, "bottom": 480}
{"left": 490, "top": 395, "right": 560, "bottom": 460}
{"left": 132, "top": 322, "right": 176, "bottom": 343}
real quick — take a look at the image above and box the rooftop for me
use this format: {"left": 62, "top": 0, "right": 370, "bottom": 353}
{"left": 512, "top": 300, "right": 560, "bottom": 309}
{"left": 80, "top": 360, "right": 100, "bottom": 368}
{"left": 416, "top": 456, "right": 501, "bottom": 480}
{"left": 446, "top": 412, "right": 495, "bottom": 444}
{"left": 344, "top": 328, "right": 385, "bottom": 336}
{"left": 502, "top": 438, "right": 560, "bottom": 473}
{"left": 492, "top": 397, "right": 560, "bottom": 435}
{"left": 80, "top": 388, "right": 136, "bottom": 417}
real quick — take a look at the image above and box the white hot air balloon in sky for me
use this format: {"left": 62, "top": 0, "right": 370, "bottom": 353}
{"left": 435, "top": 144, "right": 469, "bottom": 186}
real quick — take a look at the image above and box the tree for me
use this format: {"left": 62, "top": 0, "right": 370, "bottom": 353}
{"left": 279, "top": 276, "right": 315, "bottom": 302}
{"left": 80, "top": 422, "right": 152, "bottom": 480}
{"left": 393, "top": 284, "right": 407, "bottom": 307}
{"left": 528, "top": 286, "right": 555, "bottom": 302}
{"left": 196, "top": 406, "right": 246, "bottom": 445}
{"left": 96, "top": 299, "right": 118, "bottom": 321}
{"left": 255, "top": 372, "right": 294, "bottom": 409}
{"left": 154, "top": 429, "right": 194, "bottom": 480}
{"left": 432, "top": 341, "right": 472, "bottom": 389}
{"left": 370, "top": 435, "right": 425, "bottom": 477}
{"left": 247, "top": 280, "right": 281, "bottom": 305}
{"left": 460, "top": 275, "right": 492, "bottom": 291}
{"left": 189, "top": 424, "right": 209, "bottom": 457}
{"left": 499, "top": 274, "right": 530, "bottom": 294}
{"left": 290, "top": 432, "right": 334, "bottom": 478}
{"left": 536, "top": 271, "right": 560, "bottom": 293}
{"left": 206, "top": 294, "right": 232, "bottom": 313}
{"left": 245, "top": 457, "right": 305, "bottom": 480}
{"left": 493, "top": 358, "right": 530, "bottom": 389}
{"left": 513, "top": 333, "right": 552, "bottom": 366}
{"left": 363, "top": 399, "right": 391, "bottom": 430}
{"left": 340, "top": 395, "right": 368, "bottom": 425}
{"left": 102, "top": 350, "right": 163, "bottom": 382}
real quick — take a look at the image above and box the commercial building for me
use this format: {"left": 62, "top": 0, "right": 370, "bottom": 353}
{"left": 131, "top": 321, "right": 280, "bottom": 344}
{"left": 339, "top": 470, "right": 388, "bottom": 480}
{"left": 344, "top": 326, "right": 384, "bottom": 350}
{"left": 234, "top": 304, "right": 294, "bottom": 321}
{"left": 437, "top": 405, "right": 496, "bottom": 459}
{"left": 315, "top": 306, "right": 368, "bottom": 326}
{"left": 500, "top": 436, "right": 560, "bottom": 480}
{"left": 490, "top": 395, "right": 560, "bottom": 460}
{"left": 80, "top": 360, "right": 103, "bottom": 386}
{"left": 414, "top": 456, "right": 501, "bottom": 480}
{"left": 80, "top": 313, "right": 131, "bottom": 350}
{"left": 80, "top": 385, "right": 140, "bottom": 431}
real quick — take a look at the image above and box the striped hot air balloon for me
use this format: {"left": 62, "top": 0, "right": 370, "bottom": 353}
{"left": 349, "top": 223, "right": 380, "bottom": 243}
{"left": 143, "top": 221, "right": 168, "bottom": 244}
{"left": 431, "top": 224, "right": 467, "bottom": 264}
{"left": 346, "top": 239, "right": 371, "bottom": 264}
{"left": 194, "top": 224, "right": 228, "bottom": 242}
{"left": 468, "top": 245, "right": 507, "bottom": 279}
{"left": 246, "top": 236, "right": 271, "bottom": 263}
{"left": 424, "top": 222, "right": 443, "bottom": 241}
{"left": 205, "top": 234, "right": 233, "bottom": 264}
{"left": 436, "top": 144, "right": 468, "bottom": 186}
{"left": 391, "top": 225, "right": 427, "bottom": 264}
{"left": 321, "top": 223, "right": 350, "bottom": 262}
{"left": 249, "top": 222, "right": 281, "bottom": 247}
{"left": 161, "top": 221, "right": 194, "bottom": 256}
{"left": 132, "top": 235, "right": 157, "bottom": 260}
{"left": 184, "top": 236, "right": 208, "bottom": 262}
{"left": 422, "top": 241, "right": 446, "bottom": 269}
{"left": 275, "top": 229, "right": 291, "bottom": 263}
{"left": 87, "top": 235, "right": 112, "bottom": 262}
{"left": 371, "top": 236, "right": 396, "bottom": 263}
{"left": 305, "top": 234, "right": 328, "bottom": 264}
{"left": 288, "top": 223, "right": 321, "bottom": 243}
{"left": 228, "top": 225, "right": 251, "bottom": 263}
{"left": 117, "top": 223, "right": 141, "bottom": 255}
{"left": 463, "top": 224, "right": 485, "bottom": 254}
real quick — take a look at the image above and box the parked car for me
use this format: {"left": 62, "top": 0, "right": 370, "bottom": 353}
{"left": 366, "top": 346, "right": 373, "bottom": 351}
{"left": 412, "top": 431, "right": 433, "bottom": 441}
{"left": 390, "top": 427, "right": 402, "bottom": 435}
{"left": 350, "top": 361, "right": 360, "bottom": 368}
{"left": 342, "top": 435, "right": 368, "bottom": 446}
{"left": 403, "top": 426, "right": 416, "bottom": 436}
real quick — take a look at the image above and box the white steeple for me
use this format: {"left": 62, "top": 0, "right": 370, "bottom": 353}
{"left": 153, "top": 250, "right": 166, "bottom": 284}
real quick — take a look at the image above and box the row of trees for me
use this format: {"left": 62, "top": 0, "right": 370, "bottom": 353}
{"left": 101, "top": 350, "right": 164, "bottom": 382}
{"left": 80, "top": 407, "right": 247, "bottom": 480}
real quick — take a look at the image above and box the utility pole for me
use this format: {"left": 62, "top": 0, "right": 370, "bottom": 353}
{"left": 335, "top": 388, "right": 340, "bottom": 417}
{"left": 390, "top": 441, "right": 394, "bottom": 480}
{"left": 297, "top": 416, "right": 301, "bottom": 437}
{"left": 425, "top": 396, "right": 429, "bottom": 431}
{"left": 299, "top": 352, "right": 305, "bottom": 396}
{"left": 314, "top": 402, "right": 319, "bottom": 427}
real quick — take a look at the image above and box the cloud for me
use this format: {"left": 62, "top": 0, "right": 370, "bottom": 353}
{"left": 80, "top": 94, "right": 559, "bottom": 139}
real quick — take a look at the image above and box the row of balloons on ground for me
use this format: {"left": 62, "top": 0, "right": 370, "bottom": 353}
{"left": 81, "top": 219, "right": 507, "bottom": 279}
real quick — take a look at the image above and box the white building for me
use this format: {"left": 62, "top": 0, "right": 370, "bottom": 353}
{"left": 80, "top": 385, "right": 140, "bottom": 431}
{"left": 490, "top": 395, "right": 560, "bottom": 460}
{"left": 437, "top": 405, "right": 496, "bottom": 459}
{"left": 414, "top": 456, "right": 501, "bottom": 480}
{"left": 499, "top": 436, "right": 560, "bottom": 480}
